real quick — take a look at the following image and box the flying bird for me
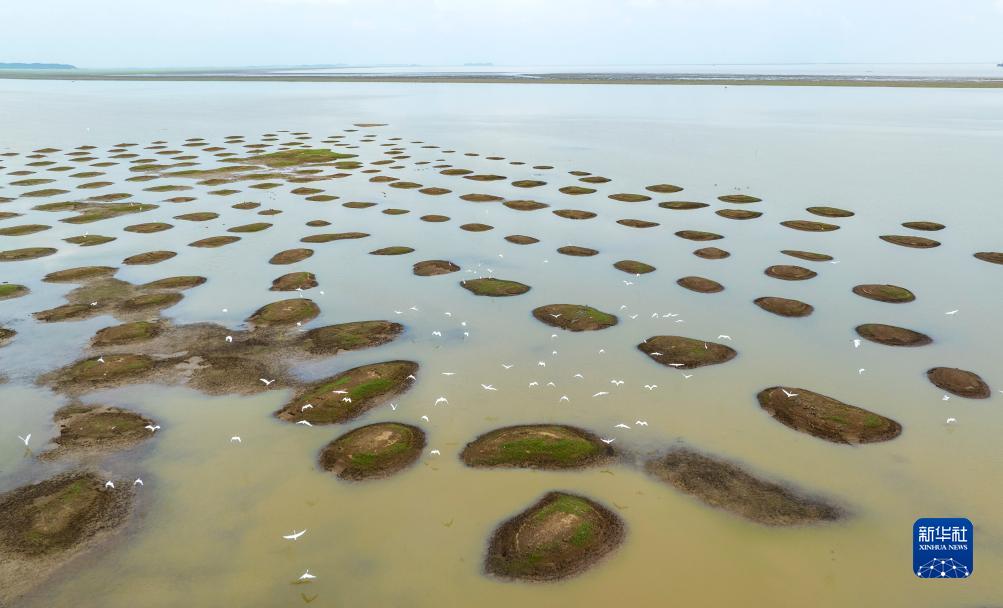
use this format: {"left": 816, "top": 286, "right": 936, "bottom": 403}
{"left": 260, "top": 378, "right": 275, "bottom": 386}
{"left": 104, "top": 481, "right": 115, "bottom": 489}
{"left": 283, "top": 530, "right": 307, "bottom": 541}
{"left": 144, "top": 424, "right": 160, "bottom": 432}
{"left": 429, "top": 449, "right": 441, "bottom": 455}
{"left": 945, "top": 310, "right": 959, "bottom": 315}
{"left": 225, "top": 335, "right": 233, "bottom": 343}
{"left": 559, "top": 395, "right": 570, "bottom": 402}
{"left": 643, "top": 385, "right": 657, "bottom": 391}
{"left": 230, "top": 436, "right": 242, "bottom": 443}
{"left": 717, "top": 335, "right": 732, "bottom": 340}
{"left": 17, "top": 434, "right": 30, "bottom": 446}
{"left": 592, "top": 391, "right": 609, "bottom": 398}
{"left": 946, "top": 418, "right": 957, "bottom": 424}
{"left": 300, "top": 404, "right": 314, "bottom": 411}
{"left": 528, "top": 381, "right": 539, "bottom": 387}
{"left": 502, "top": 364, "right": 513, "bottom": 369}
{"left": 853, "top": 339, "right": 862, "bottom": 348}
{"left": 299, "top": 570, "right": 316, "bottom": 581}
{"left": 600, "top": 438, "right": 615, "bottom": 444}
{"left": 434, "top": 397, "right": 448, "bottom": 406}
{"left": 635, "top": 420, "right": 648, "bottom": 426}
{"left": 610, "top": 379, "right": 624, "bottom": 387}
{"left": 481, "top": 384, "right": 497, "bottom": 391}
{"left": 133, "top": 478, "right": 144, "bottom": 486}
{"left": 296, "top": 420, "right": 313, "bottom": 427}
{"left": 858, "top": 368, "right": 866, "bottom": 375}
{"left": 614, "top": 423, "right": 630, "bottom": 429}
{"left": 682, "top": 374, "right": 693, "bottom": 379}
{"left": 782, "top": 389, "right": 798, "bottom": 398}
{"left": 420, "top": 415, "right": 429, "bottom": 422}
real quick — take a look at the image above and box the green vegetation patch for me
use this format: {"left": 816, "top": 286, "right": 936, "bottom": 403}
{"left": 0, "top": 247, "right": 56, "bottom": 261}
{"left": 275, "top": 360, "right": 419, "bottom": 424}
{"left": 638, "top": 335, "right": 737, "bottom": 369}
{"left": 0, "top": 224, "right": 51, "bottom": 236}
{"left": 613, "top": 260, "right": 655, "bottom": 274}
{"left": 248, "top": 298, "right": 320, "bottom": 326}
{"left": 319, "top": 423, "right": 425, "bottom": 481}
{"left": 460, "top": 278, "right": 530, "bottom": 297}
{"left": 754, "top": 296, "right": 814, "bottom": 318}
{"left": 43, "top": 266, "right": 117, "bottom": 283}
{"left": 231, "top": 148, "right": 356, "bottom": 168}
{"left": 462, "top": 425, "right": 612, "bottom": 469}
{"left": 757, "top": 386, "right": 902, "bottom": 444}
{"left": 92, "top": 321, "right": 163, "bottom": 347}
{"left": 302, "top": 320, "right": 403, "bottom": 355}
{"left": 852, "top": 284, "right": 915, "bottom": 303}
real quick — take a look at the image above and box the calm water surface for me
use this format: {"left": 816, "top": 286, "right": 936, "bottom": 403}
{"left": 0, "top": 80, "right": 1001, "bottom": 607}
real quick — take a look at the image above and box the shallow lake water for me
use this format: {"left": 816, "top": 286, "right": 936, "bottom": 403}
{"left": 1, "top": 80, "right": 1001, "bottom": 607}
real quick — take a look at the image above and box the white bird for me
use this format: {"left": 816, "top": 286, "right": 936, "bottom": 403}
{"left": 782, "top": 389, "right": 798, "bottom": 398}
{"left": 420, "top": 415, "right": 429, "bottom": 422}
{"left": 406, "top": 375, "right": 417, "bottom": 381}
{"left": 296, "top": 420, "right": 313, "bottom": 427}
{"left": 559, "top": 395, "right": 570, "bottom": 402}
{"left": 225, "top": 336, "right": 233, "bottom": 343}
{"left": 409, "top": 306, "right": 419, "bottom": 311}
{"left": 945, "top": 310, "right": 959, "bottom": 315}
{"left": 610, "top": 379, "right": 624, "bottom": 387}
{"left": 614, "top": 423, "right": 630, "bottom": 429}
{"left": 502, "top": 364, "right": 513, "bottom": 370}
{"left": 538, "top": 361, "right": 546, "bottom": 367}
{"left": 18, "top": 434, "right": 31, "bottom": 446}
{"left": 299, "top": 570, "right": 316, "bottom": 581}
{"left": 546, "top": 381, "right": 556, "bottom": 387}
{"left": 598, "top": 348, "right": 605, "bottom": 354}
{"left": 133, "top": 478, "right": 144, "bottom": 486}
{"left": 394, "top": 310, "right": 403, "bottom": 315}
{"left": 635, "top": 420, "right": 648, "bottom": 426}
{"left": 682, "top": 374, "right": 693, "bottom": 379}
{"left": 573, "top": 373, "right": 584, "bottom": 379}
{"left": 230, "top": 436, "right": 242, "bottom": 443}
{"left": 300, "top": 404, "right": 314, "bottom": 411}
{"left": 629, "top": 313, "right": 638, "bottom": 319}
{"left": 946, "top": 418, "right": 957, "bottom": 424}
{"left": 549, "top": 313, "right": 562, "bottom": 319}
{"left": 429, "top": 449, "right": 441, "bottom": 456}
{"left": 441, "top": 372, "right": 456, "bottom": 376}
{"left": 283, "top": 530, "right": 307, "bottom": 541}
{"left": 331, "top": 390, "right": 348, "bottom": 395}
{"left": 942, "top": 394, "right": 950, "bottom": 401}
{"left": 434, "top": 397, "right": 448, "bottom": 406}
{"left": 222, "top": 308, "right": 228, "bottom": 313}
{"left": 650, "top": 352, "right": 663, "bottom": 356}
{"left": 668, "top": 363, "right": 684, "bottom": 367}
{"left": 718, "top": 335, "right": 732, "bottom": 340}
{"left": 643, "top": 385, "right": 657, "bottom": 391}
{"left": 829, "top": 260, "right": 840, "bottom": 264}
{"left": 260, "top": 378, "right": 275, "bottom": 386}
{"left": 858, "top": 368, "right": 866, "bottom": 375}
{"left": 104, "top": 481, "right": 115, "bottom": 489}
{"left": 853, "top": 339, "right": 862, "bottom": 348}
{"left": 144, "top": 424, "right": 160, "bottom": 432}
{"left": 593, "top": 391, "right": 609, "bottom": 398}
{"left": 481, "top": 384, "right": 497, "bottom": 391}
{"left": 390, "top": 403, "right": 398, "bottom": 411}
{"left": 528, "top": 381, "right": 539, "bottom": 387}
{"left": 600, "top": 438, "right": 615, "bottom": 444}
{"left": 432, "top": 331, "right": 442, "bottom": 337}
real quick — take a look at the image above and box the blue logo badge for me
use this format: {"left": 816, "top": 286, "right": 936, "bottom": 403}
{"left": 913, "top": 518, "right": 973, "bottom": 578}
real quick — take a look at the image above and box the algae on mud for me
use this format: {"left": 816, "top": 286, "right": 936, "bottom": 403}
{"left": 302, "top": 321, "right": 403, "bottom": 355}
{"left": 926, "top": 367, "right": 991, "bottom": 399}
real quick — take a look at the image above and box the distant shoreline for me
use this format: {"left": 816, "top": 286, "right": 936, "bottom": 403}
{"left": 1, "top": 71, "right": 1003, "bottom": 88}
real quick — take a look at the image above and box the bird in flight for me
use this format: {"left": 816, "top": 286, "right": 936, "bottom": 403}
{"left": 717, "top": 335, "right": 732, "bottom": 340}
{"left": 300, "top": 403, "right": 314, "bottom": 411}
{"left": 283, "top": 530, "right": 307, "bottom": 541}
{"left": 260, "top": 378, "right": 275, "bottom": 386}
{"left": 559, "top": 395, "right": 570, "bottom": 402}
{"left": 946, "top": 418, "right": 957, "bottom": 424}
{"left": 430, "top": 449, "right": 441, "bottom": 456}
{"left": 481, "top": 384, "right": 497, "bottom": 391}
{"left": 420, "top": 415, "right": 429, "bottom": 422}
{"left": 635, "top": 420, "right": 648, "bottom": 426}
{"left": 682, "top": 374, "right": 693, "bottom": 379}
{"left": 296, "top": 420, "right": 313, "bottom": 427}
{"left": 230, "top": 436, "right": 242, "bottom": 443}
{"left": 134, "top": 478, "right": 144, "bottom": 486}
{"left": 782, "top": 389, "right": 798, "bottom": 398}
{"left": 225, "top": 335, "right": 233, "bottom": 343}
{"left": 299, "top": 570, "right": 316, "bottom": 580}
{"left": 434, "top": 397, "right": 449, "bottom": 406}
{"left": 17, "top": 434, "right": 30, "bottom": 447}
{"left": 592, "top": 391, "right": 609, "bottom": 398}
{"left": 104, "top": 481, "right": 115, "bottom": 489}
{"left": 614, "top": 423, "right": 630, "bottom": 429}
{"left": 600, "top": 438, "right": 615, "bottom": 444}
{"left": 858, "top": 368, "right": 866, "bottom": 375}
{"left": 528, "top": 381, "right": 539, "bottom": 387}
{"left": 643, "top": 385, "right": 657, "bottom": 391}
{"left": 610, "top": 379, "right": 624, "bottom": 387}
{"left": 945, "top": 310, "right": 959, "bottom": 315}
{"left": 853, "top": 339, "right": 861, "bottom": 348}
{"left": 502, "top": 364, "right": 513, "bottom": 369}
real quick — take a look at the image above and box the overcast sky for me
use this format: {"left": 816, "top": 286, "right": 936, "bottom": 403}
{"left": 4, "top": 0, "right": 1003, "bottom": 68}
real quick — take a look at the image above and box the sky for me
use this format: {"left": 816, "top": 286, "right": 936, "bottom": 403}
{"left": 3, "top": 0, "right": 1003, "bottom": 68}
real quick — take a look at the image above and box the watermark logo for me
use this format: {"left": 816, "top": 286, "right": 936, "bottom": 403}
{"left": 914, "top": 518, "right": 973, "bottom": 579}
